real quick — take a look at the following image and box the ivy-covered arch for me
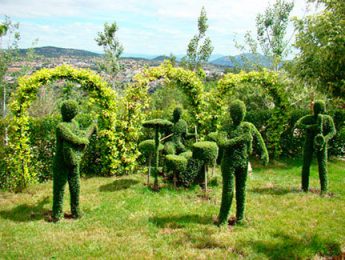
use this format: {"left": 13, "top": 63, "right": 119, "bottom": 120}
{"left": 6, "top": 65, "right": 118, "bottom": 191}
{"left": 115, "top": 61, "right": 209, "bottom": 172}
{"left": 215, "top": 70, "right": 290, "bottom": 158}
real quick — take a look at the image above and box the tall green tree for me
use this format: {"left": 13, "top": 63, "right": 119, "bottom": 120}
{"left": 182, "top": 7, "right": 214, "bottom": 71}
{"left": 95, "top": 22, "right": 124, "bottom": 84}
{"left": 291, "top": 0, "right": 345, "bottom": 99}
{"left": 256, "top": 0, "right": 294, "bottom": 70}
{"left": 235, "top": 0, "right": 294, "bottom": 71}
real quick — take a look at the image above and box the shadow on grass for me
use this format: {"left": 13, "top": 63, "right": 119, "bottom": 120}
{"left": 0, "top": 196, "right": 50, "bottom": 222}
{"left": 243, "top": 232, "right": 341, "bottom": 259}
{"left": 99, "top": 179, "right": 139, "bottom": 192}
{"left": 149, "top": 214, "right": 212, "bottom": 229}
{"left": 249, "top": 186, "right": 300, "bottom": 195}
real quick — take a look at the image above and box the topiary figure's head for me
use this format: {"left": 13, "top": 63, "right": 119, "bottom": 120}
{"left": 229, "top": 100, "right": 246, "bottom": 126}
{"left": 173, "top": 107, "right": 183, "bottom": 123}
{"left": 61, "top": 100, "right": 79, "bottom": 122}
{"left": 313, "top": 100, "right": 326, "bottom": 116}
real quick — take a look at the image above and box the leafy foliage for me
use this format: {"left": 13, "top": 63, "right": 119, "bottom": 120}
{"left": 4, "top": 65, "right": 118, "bottom": 191}
{"left": 292, "top": 0, "right": 345, "bottom": 98}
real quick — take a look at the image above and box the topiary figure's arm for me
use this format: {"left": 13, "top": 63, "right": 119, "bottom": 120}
{"left": 58, "top": 123, "right": 89, "bottom": 146}
{"left": 295, "top": 115, "right": 317, "bottom": 130}
{"left": 218, "top": 133, "right": 251, "bottom": 148}
{"left": 85, "top": 123, "right": 97, "bottom": 139}
{"left": 250, "top": 123, "right": 269, "bottom": 165}
{"left": 323, "top": 115, "right": 336, "bottom": 142}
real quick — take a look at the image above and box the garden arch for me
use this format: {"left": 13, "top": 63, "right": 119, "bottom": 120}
{"left": 132, "top": 61, "right": 208, "bottom": 127}
{"left": 6, "top": 65, "right": 118, "bottom": 191}
{"left": 215, "top": 70, "right": 290, "bottom": 158}
{"left": 115, "top": 61, "right": 209, "bottom": 172}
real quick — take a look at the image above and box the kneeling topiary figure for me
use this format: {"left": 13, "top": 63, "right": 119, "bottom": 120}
{"left": 294, "top": 100, "right": 336, "bottom": 194}
{"left": 52, "top": 100, "right": 95, "bottom": 221}
{"left": 164, "top": 107, "right": 196, "bottom": 155}
{"left": 216, "top": 100, "right": 268, "bottom": 226}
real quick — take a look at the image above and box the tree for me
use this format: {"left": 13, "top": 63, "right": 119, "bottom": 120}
{"left": 256, "top": 0, "right": 294, "bottom": 70}
{"left": 95, "top": 22, "right": 124, "bottom": 85}
{"left": 182, "top": 7, "right": 214, "bottom": 71}
{"left": 234, "top": 0, "right": 294, "bottom": 71}
{"left": 0, "top": 16, "right": 20, "bottom": 145}
{"left": 291, "top": 0, "right": 345, "bottom": 99}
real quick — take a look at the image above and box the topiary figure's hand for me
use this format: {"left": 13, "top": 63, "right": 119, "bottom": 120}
{"left": 314, "top": 134, "right": 325, "bottom": 151}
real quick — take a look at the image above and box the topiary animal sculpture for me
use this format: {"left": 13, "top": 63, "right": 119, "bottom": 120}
{"left": 294, "top": 100, "right": 336, "bottom": 194}
{"left": 216, "top": 100, "right": 268, "bottom": 226}
{"left": 52, "top": 100, "right": 96, "bottom": 221}
{"left": 143, "top": 119, "right": 173, "bottom": 190}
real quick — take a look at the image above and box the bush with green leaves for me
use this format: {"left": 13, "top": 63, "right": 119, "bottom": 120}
{"left": 52, "top": 100, "right": 96, "bottom": 221}
{"left": 192, "top": 141, "right": 218, "bottom": 192}
{"left": 165, "top": 154, "right": 188, "bottom": 188}
{"left": 216, "top": 100, "right": 268, "bottom": 226}
{"left": 294, "top": 100, "right": 336, "bottom": 193}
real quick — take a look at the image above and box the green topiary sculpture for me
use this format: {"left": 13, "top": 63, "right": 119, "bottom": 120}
{"left": 294, "top": 100, "right": 336, "bottom": 194}
{"left": 165, "top": 154, "right": 188, "bottom": 188}
{"left": 216, "top": 100, "right": 268, "bottom": 226}
{"left": 52, "top": 100, "right": 96, "bottom": 221}
{"left": 143, "top": 119, "right": 173, "bottom": 190}
{"left": 164, "top": 107, "right": 196, "bottom": 155}
{"left": 192, "top": 141, "right": 219, "bottom": 193}
{"left": 138, "top": 139, "right": 163, "bottom": 185}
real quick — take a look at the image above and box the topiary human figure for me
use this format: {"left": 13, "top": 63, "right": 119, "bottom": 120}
{"left": 216, "top": 100, "right": 268, "bottom": 226}
{"left": 164, "top": 107, "right": 196, "bottom": 155}
{"left": 294, "top": 100, "right": 336, "bottom": 194}
{"left": 52, "top": 100, "right": 96, "bottom": 221}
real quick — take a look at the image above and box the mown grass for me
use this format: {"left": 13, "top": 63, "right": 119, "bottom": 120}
{"left": 0, "top": 158, "right": 344, "bottom": 259}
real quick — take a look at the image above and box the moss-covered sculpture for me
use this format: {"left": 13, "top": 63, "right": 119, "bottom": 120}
{"left": 138, "top": 139, "right": 163, "bottom": 185}
{"left": 216, "top": 100, "right": 268, "bottom": 226}
{"left": 164, "top": 107, "right": 196, "bottom": 155}
{"left": 294, "top": 100, "right": 336, "bottom": 193}
{"left": 143, "top": 119, "right": 173, "bottom": 190}
{"left": 52, "top": 100, "right": 96, "bottom": 221}
{"left": 165, "top": 154, "right": 188, "bottom": 188}
{"left": 192, "top": 141, "right": 218, "bottom": 193}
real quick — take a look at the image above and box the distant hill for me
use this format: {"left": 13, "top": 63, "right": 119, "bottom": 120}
{"left": 210, "top": 53, "right": 273, "bottom": 68}
{"left": 20, "top": 46, "right": 101, "bottom": 58}
{"left": 151, "top": 55, "right": 169, "bottom": 62}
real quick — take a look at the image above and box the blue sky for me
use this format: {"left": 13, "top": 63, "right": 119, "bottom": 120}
{"left": 0, "top": 0, "right": 316, "bottom": 57}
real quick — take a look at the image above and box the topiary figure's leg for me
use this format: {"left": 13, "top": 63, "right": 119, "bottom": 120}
{"left": 52, "top": 165, "right": 68, "bottom": 220}
{"left": 317, "top": 147, "right": 328, "bottom": 193}
{"left": 235, "top": 165, "right": 248, "bottom": 222}
{"left": 301, "top": 140, "right": 313, "bottom": 192}
{"left": 217, "top": 164, "right": 234, "bottom": 225}
{"left": 68, "top": 165, "right": 81, "bottom": 218}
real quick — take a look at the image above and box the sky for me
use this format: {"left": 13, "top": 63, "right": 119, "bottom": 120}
{"left": 0, "top": 0, "right": 318, "bottom": 57}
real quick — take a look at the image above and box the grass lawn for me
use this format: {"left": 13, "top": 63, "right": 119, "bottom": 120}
{"left": 0, "top": 158, "right": 344, "bottom": 259}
